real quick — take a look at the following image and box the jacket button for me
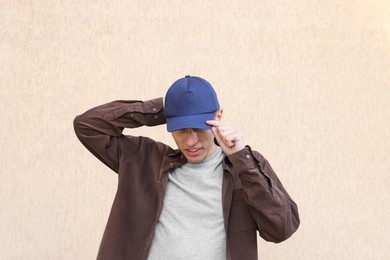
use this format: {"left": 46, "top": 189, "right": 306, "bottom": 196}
{"left": 152, "top": 107, "right": 157, "bottom": 112}
{"left": 245, "top": 155, "right": 251, "bottom": 159}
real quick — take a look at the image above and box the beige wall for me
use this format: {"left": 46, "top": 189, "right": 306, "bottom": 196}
{"left": 1, "top": 0, "right": 389, "bottom": 259}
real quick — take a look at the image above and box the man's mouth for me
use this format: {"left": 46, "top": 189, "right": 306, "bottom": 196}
{"left": 185, "top": 148, "right": 202, "bottom": 156}
{"left": 187, "top": 148, "right": 200, "bottom": 152}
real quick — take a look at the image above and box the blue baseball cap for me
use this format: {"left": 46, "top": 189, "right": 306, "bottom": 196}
{"left": 164, "top": 75, "right": 220, "bottom": 132}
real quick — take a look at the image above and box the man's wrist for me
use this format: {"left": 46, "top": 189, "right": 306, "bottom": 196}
{"left": 143, "top": 97, "right": 166, "bottom": 126}
{"left": 227, "top": 146, "right": 258, "bottom": 169}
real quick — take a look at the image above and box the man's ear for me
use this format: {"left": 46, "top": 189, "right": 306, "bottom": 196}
{"left": 214, "top": 108, "right": 223, "bottom": 121}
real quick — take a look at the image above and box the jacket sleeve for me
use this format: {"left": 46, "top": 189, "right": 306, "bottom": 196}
{"left": 228, "top": 146, "right": 300, "bottom": 243}
{"left": 73, "top": 98, "right": 166, "bottom": 173}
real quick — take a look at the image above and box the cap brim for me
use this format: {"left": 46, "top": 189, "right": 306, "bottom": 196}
{"left": 166, "top": 112, "right": 215, "bottom": 132}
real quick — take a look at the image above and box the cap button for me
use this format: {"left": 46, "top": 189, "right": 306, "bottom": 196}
{"left": 185, "top": 75, "right": 191, "bottom": 78}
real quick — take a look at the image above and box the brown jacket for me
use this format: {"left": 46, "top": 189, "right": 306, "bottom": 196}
{"left": 73, "top": 97, "right": 300, "bottom": 260}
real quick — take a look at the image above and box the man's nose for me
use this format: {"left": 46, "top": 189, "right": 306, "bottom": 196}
{"left": 185, "top": 129, "right": 198, "bottom": 146}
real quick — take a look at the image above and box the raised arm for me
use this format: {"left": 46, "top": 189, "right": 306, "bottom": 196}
{"left": 73, "top": 98, "right": 166, "bottom": 172}
{"left": 228, "top": 148, "right": 300, "bottom": 242}
{"left": 207, "top": 120, "right": 300, "bottom": 242}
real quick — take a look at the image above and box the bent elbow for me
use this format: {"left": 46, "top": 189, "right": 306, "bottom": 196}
{"left": 259, "top": 206, "right": 300, "bottom": 243}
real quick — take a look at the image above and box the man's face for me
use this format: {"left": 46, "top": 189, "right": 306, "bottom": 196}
{"left": 171, "top": 109, "right": 223, "bottom": 164}
{"left": 172, "top": 128, "right": 217, "bottom": 163}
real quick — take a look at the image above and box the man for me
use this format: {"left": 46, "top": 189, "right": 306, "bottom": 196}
{"left": 74, "top": 75, "right": 300, "bottom": 260}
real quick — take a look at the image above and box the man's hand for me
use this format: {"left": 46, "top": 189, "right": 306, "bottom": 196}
{"left": 206, "top": 120, "right": 245, "bottom": 156}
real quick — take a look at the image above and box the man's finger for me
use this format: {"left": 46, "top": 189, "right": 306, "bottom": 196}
{"left": 210, "top": 126, "right": 222, "bottom": 144}
{"left": 206, "top": 120, "right": 222, "bottom": 127}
